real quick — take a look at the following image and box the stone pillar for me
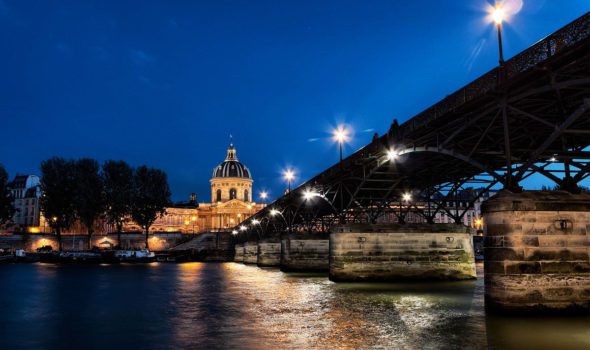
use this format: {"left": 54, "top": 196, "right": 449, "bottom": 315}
{"left": 280, "top": 233, "right": 329, "bottom": 272}
{"left": 243, "top": 241, "right": 258, "bottom": 264}
{"left": 234, "top": 243, "right": 244, "bottom": 263}
{"left": 329, "top": 223, "right": 476, "bottom": 282}
{"left": 257, "top": 239, "right": 281, "bottom": 267}
{"left": 483, "top": 190, "right": 590, "bottom": 313}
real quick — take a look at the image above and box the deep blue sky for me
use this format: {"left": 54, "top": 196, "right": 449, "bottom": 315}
{"left": 1, "top": 0, "right": 589, "bottom": 201}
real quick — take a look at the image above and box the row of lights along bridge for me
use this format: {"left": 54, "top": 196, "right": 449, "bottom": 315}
{"left": 239, "top": 2, "right": 509, "bottom": 234}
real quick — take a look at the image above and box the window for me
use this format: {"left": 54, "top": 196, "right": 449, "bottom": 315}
{"left": 244, "top": 189, "right": 249, "bottom": 201}
{"left": 216, "top": 189, "right": 222, "bottom": 202}
{"left": 229, "top": 188, "right": 237, "bottom": 200}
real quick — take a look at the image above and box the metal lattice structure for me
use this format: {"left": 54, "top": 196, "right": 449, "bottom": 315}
{"left": 236, "top": 12, "right": 590, "bottom": 241}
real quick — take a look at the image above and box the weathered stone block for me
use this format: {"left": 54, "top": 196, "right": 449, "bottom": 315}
{"left": 257, "top": 240, "right": 281, "bottom": 267}
{"left": 483, "top": 190, "right": 590, "bottom": 314}
{"left": 329, "top": 224, "right": 476, "bottom": 282}
{"left": 280, "top": 233, "right": 329, "bottom": 272}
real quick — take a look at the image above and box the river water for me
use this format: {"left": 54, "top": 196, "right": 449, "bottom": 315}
{"left": 0, "top": 263, "right": 588, "bottom": 350}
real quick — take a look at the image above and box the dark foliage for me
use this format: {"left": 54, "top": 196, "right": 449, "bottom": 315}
{"left": 0, "top": 165, "right": 14, "bottom": 225}
{"left": 40, "top": 158, "right": 77, "bottom": 250}
{"left": 73, "top": 158, "right": 105, "bottom": 249}
{"left": 131, "top": 166, "right": 171, "bottom": 249}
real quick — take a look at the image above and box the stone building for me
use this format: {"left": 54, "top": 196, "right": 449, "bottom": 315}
{"left": 125, "top": 143, "right": 264, "bottom": 233}
{"left": 7, "top": 175, "right": 45, "bottom": 231}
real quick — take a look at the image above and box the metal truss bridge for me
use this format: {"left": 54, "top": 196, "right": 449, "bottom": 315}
{"left": 236, "top": 12, "right": 590, "bottom": 241}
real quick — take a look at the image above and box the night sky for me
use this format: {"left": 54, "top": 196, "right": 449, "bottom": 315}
{"left": 1, "top": 0, "right": 589, "bottom": 201}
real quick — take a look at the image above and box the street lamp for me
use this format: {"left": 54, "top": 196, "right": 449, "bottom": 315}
{"left": 260, "top": 191, "right": 268, "bottom": 203}
{"left": 251, "top": 219, "right": 260, "bottom": 225}
{"left": 239, "top": 225, "right": 247, "bottom": 231}
{"left": 283, "top": 169, "right": 295, "bottom": 192}
{"left": 303, "top": 189, "right": 318, "bottom": 201}
{"left": 402, "top": 192, "right": 412, "bottom": 202}
{"left": 270, "top": 209, "right": 280, "bottom": 216}
{"left": 492, "top": 3, "right": 505, "bottom": 65}
{"left": 332, "top": 125, "right": 349, "bottom": 162}
{"left": 386, "top": 148, "right": 398, "bottom": 162}
{"left": 399, "top": 192, "right": 412, "bottom": 224}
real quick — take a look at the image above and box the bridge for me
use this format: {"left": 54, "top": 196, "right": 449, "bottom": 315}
{"left": 230, "top": 12, "right": 590, "bottom": 314}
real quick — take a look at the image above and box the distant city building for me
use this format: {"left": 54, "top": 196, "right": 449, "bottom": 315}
{"left": 7, "top": 175, "right": 45, "bottom": 230}
{"left": 125, "top": 143, "right": 265, "bottom": 233}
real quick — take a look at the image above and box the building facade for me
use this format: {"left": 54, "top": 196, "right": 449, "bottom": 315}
{"left": 125, "top": 143, "right": 264, "bottom": 233}
{"left": 7, "top": 175, "right": 45, "bottom": 230}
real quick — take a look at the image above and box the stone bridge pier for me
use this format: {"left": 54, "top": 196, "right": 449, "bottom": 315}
{"left": 233, "top": 243, "right": 244, "bottom": 263}
{"left": 257, "top": 238, "right": 281, "bottom": 267}
{"left": 280, "top": 233, "right": 330, "bottom": 272}
{"left": 329, "top": 223, "right": 476, "bottom": 282}
{"left": 482, "top": 190, "right": 590, "bottom": 314}
{"left": 243, "top": 241, "right": 258, "bottom": 264}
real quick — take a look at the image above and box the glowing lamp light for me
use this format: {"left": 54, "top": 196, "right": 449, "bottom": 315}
{"left": 303, "top": 189, "right": 318, "bottom": 201}
{"left": 191, "top": 216, "right": 197, "bottom": 222}
{"left": 283, "top": 169, "right": 295, "bottom": 182}
{"left": 386, "top": 149, "right": 398, "bottom": 161}
{"left": 332, "top": 125, "right": 349, "bottom": 144}
{"left": 492, "top": 6, "right": 505, "bottom": 25}
{"left": 239, "top": 225, "right": 247, "bottom": 231}
{"left": 260, "top": 191, "right": 268, "bottom": 200}
{"left": 251, "top": 219, "right": 260, "bottom": 225}
{"left": 402, "top": 193, "right": 412, "bottom": 202}
{"left": 232, "top": 230, "right": 238, "bottom": 235}
{"left": 270, "top": 209, "right": 280, "bottom": 216}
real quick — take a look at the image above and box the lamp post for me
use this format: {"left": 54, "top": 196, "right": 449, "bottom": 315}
{"left": 260, "top": 191, "right": 268, "bottom": 204}
{"left": 493, "top": 3, "right": 505, "bottom": 66}
{"left": 332, "top": 125, "right": 349, "bottom": 162}
{"left": 400, "top": 192, "right": 411, "bottom": 224}
{"left": 283, "top": 169, "right": 295, "bottom": 192}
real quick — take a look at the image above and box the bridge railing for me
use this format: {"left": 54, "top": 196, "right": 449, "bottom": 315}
{"left": 407, "top": 12, "right": 590, "bottom": 133}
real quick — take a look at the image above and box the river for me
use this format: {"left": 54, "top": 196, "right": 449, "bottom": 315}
{"left": 0, "top": 263, "right": 588, "bottom": 349}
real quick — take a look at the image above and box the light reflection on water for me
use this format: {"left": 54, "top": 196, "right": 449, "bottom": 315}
{"left": 0, "top": 263, "right": 588, "bottom": 350}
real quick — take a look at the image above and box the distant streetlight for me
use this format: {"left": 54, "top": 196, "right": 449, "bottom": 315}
{"left": 492, "top": 3, "right": 505, "bottom": 65}
{"left": 283, "top": 169, "right": 295, "bottom": 192}
{"left": 239, "top": 225, "right": 247, "bottom": 231}
{"left": 402, "top": 192, "right": 412, "bottom": 202}
{"left": 386, "top": 148, "right": 398, "bottom": 162}
{"left": 270, "top": 209, "right": 280, "bottom": 216}
{"left": 332, "top": 125, "right": 350, "bottom": 162}
{"left": 251, "top": 219, "right": 260, "bottom": 225}
{"left": 232, "top": 230, "right": 238, "bottom": 235}
{"left": 260, "top": 191, "right": 268, "bottom": 203}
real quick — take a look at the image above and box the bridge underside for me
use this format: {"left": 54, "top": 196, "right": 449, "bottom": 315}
{"left": 237, "top": 13, "right": 590, "bottom": 241}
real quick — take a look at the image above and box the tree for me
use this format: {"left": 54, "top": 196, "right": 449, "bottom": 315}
{"left": 73, "top": 158, "right": 104, "bottom": 250}
{"left": 40, "top": 158, "right": 77, "bottom": 251}
{"left": 0, "top": 164, "right": 14, "bottom": 226}
{"left": 103, "top": 160, "right": 133, "bottom": 247}
{"left": 131, "top": 166, "right": 171, "bottom": 250}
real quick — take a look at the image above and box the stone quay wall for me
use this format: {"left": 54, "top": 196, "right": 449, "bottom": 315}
{"left": 482, "top": 190, "right": 590, "bottom": 313}
{"left": 234, "top": 243, "right": 245, "bottom": 262}
{"left": 0, "top": 233, "right": 184, "bottom": 252}
{"left": 329, "top": 224, "right": 476, "bottom": 282}
{"left": 257, "top": 239, "right": 281, "bottom": 267}
{"left": 280, "top": 233, "right": 329, "bottom": 272}
{"left": 243, "top": 241, "right": 258, "bottom": 264}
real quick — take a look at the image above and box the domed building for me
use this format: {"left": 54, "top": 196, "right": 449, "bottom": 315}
{"left": 134, "top": 142, "right": 265, "bottom": 234}
{"left": 210, "top": 144, "right": 253, "bottom": 203}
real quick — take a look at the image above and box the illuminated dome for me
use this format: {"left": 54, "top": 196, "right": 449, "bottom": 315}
{"left": 212, "top": 144, "right": 252, "bottom": 179}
